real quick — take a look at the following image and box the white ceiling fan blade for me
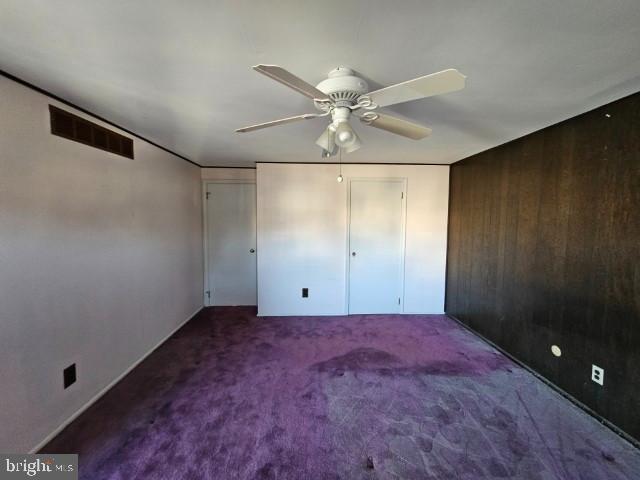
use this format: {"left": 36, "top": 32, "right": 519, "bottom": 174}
{"left": 236, "top": 113, "right": 322, "bottom": 133}
{"left": 360, "top": 113, "right": 432, "bottom": 140}
{"left": 253, "top": 65, "right": 331, "bottom": 101}
{"left": 365, "top": 69, "right": 466, "bottom": 108}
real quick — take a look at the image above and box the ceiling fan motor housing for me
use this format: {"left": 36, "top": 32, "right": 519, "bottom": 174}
{"left": 316, "top": 67, "right": 369, "bottom": 107}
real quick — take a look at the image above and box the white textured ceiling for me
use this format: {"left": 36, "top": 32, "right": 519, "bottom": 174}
{"left": 1, "top": 1, "right": 640, "bottom": 167}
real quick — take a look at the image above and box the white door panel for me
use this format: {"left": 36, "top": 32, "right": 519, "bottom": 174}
{"left": 206, "top": 183, "right": 257, "bottom": 305}
{"left": 348, "top": 179, "right": 405, "bottom": 314}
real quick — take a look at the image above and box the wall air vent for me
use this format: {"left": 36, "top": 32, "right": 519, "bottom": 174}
{"left": 49, "top": 105, "right": 134, "bottom": 159}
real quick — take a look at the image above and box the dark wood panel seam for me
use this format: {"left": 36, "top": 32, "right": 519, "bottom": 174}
{"left": 446, "top": 314, "right": 640, "bottom": 450}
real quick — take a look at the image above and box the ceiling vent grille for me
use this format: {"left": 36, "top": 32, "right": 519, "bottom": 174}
{"left": 49, "top": 105, "right": 134, "bottom": 159}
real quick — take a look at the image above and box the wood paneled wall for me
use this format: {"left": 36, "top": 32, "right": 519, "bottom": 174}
{"left": 446, "top": 92, "right": 640, "bottom": 441}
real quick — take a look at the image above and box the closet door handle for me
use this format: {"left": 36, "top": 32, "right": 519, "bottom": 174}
{"left": 250, "top": 249, "right": 255, "bottom": 253}
{"left": 352, "top": 251, "right": 356, "bottom": 257}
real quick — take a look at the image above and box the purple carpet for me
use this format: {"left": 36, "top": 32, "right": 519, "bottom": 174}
{"left": 43, "top": 307, "right": 640, "bottom": 479}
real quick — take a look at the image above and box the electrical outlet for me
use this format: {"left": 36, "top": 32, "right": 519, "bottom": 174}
{"left": 63, "top": 364, "right": 77, "bottom": 389}
{"left": 591, "top": 364, "right": 604, "bottom": 386}
{"left": 302, "top": 288, "right": 309, "bottom": 298}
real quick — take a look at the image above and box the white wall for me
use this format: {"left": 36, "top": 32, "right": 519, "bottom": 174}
{"left": 256, "top": 163, "right": 449, "bottom": 316}
{"left": 0, "top": 76, "right": 203, "bottom": 453}
{"left": 201, "top": 167, "right": 256, "bottom": 182}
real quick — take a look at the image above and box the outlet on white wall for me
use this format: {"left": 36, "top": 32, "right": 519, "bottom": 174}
{"left": 592, "top": 364, "right": 604, "bottom": 386}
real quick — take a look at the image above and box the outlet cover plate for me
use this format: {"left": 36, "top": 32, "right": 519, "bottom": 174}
{"left": 592, "top": 364, "right": 604, "bottom": 386}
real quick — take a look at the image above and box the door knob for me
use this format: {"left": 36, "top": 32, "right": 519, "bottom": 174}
{"left": 352, "top": 252, "right": 356, "bottom": 256}
{"left": 250, "top": 249, "right": 255, "bottom": 253}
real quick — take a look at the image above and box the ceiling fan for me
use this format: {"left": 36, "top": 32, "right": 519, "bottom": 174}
{"left": 236, "top": 65, "right": 466, "bottom": 156}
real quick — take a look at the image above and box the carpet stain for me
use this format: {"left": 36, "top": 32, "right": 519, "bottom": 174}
{"left": 42, "top": 307, "right": 640, "bottom": 479}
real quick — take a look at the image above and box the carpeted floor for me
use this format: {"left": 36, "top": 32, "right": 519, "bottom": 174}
{"left": 44, "top": 307, "right": 640, "bottom": 479}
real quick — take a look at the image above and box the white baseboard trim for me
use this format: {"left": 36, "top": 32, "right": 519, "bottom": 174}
{"left": 30, "top": 305, "right": 204, "bottom": 453}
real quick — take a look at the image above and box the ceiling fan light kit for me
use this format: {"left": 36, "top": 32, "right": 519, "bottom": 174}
{"left": 236, "top": 64, "right": 466, "bottom": 156}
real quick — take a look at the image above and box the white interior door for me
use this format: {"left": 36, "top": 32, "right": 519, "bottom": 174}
{"left": 206, "top": 183, "right": 257, "bottom": 305}
{"left": 348, "top": 179, "right": 405, "bottom": 314}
